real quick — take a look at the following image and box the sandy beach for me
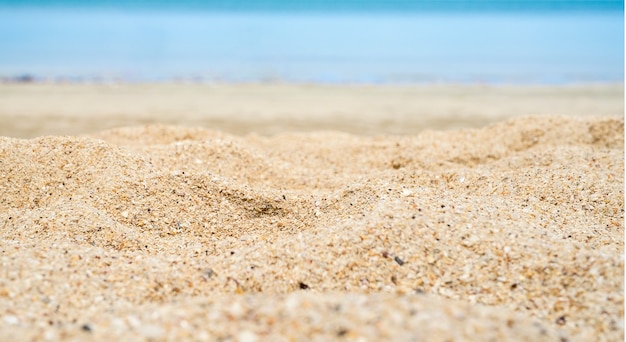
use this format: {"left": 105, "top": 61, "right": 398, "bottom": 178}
{"left": 0, "top": 84, "right": 623, "bottom": 341}
{"left": 0, "top": 83, "right": 623, "bottom": 137}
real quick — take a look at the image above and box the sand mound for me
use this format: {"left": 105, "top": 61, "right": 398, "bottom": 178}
{"left": 0, "top": 115, "right": 623, "bottom": 341}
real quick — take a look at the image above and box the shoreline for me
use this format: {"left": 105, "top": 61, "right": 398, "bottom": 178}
{"left": 2, "top": 76, "right": 624, "bottom": 87}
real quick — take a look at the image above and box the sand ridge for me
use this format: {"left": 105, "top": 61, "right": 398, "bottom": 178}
{"left": 0, "top": 115, "right": 623, "bottom": 341}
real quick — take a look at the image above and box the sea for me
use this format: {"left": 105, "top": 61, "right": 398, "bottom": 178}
{"left": 0, "top": 0, "right": 623, "bottom": 84}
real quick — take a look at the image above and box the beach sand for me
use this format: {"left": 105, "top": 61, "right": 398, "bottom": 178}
{"left": 0, "top": 83, "right": 623, "bottom": 137}
{"left": 0, "top": 84, "right": 623, "bottom": 341}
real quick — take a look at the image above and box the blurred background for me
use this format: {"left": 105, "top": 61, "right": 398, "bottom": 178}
{"left": 0, "top": 1, "right": 623, "bottom": 138}
{"left": 0, "top": 0, "right": 623, "bottom": 84}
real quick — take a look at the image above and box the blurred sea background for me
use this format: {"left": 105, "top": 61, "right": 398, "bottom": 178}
{"left": 0, "top": 0, "right": 623, "bottom": 84}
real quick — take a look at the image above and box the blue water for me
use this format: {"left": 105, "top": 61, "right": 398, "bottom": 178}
{"left": 2, "top": 0, "right": 624, "bottom": 12}
{"left": 0, "top": 3, "right": 623, "bottom": 84}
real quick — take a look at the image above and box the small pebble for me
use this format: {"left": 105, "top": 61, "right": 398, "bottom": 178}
{"left": 394, "top": 256, "right": 405, "bottom": 266}
{"left": 3, "top": 315, "right": 19, "bottom": 325}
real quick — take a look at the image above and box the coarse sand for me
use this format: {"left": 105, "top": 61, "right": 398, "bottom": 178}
{"left": 0, "top": 112, "right": 623, "bottom": 341}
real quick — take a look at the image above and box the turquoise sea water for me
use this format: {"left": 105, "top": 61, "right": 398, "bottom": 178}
{"left": 0, "top": 1, "right": 623, "bottom": 84}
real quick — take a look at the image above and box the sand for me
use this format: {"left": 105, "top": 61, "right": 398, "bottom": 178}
{"left": 0, "top": 83, "right": 623, "bottom": 137}
{"left": 0, "top": 84, "right": 624, "bottom": 341}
